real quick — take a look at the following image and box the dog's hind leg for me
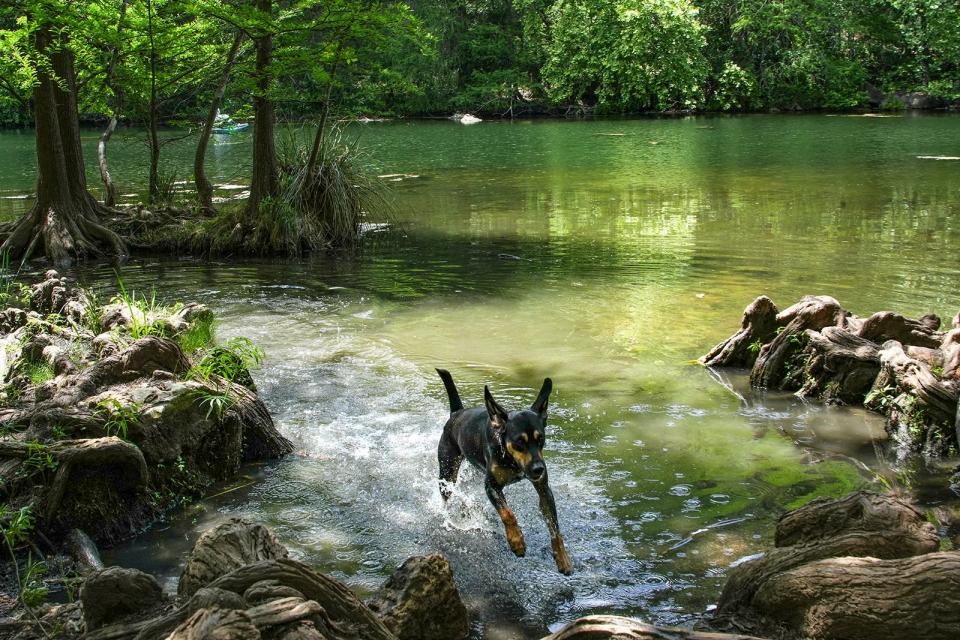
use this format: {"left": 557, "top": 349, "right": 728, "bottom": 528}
{"left": 437, "top": 430, "right": 463, "bottom": 501}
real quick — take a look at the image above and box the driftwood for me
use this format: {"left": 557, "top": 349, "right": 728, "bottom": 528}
{"left": 86, "top": 558, "right": 398, "bottom": 640}
{"left": 166, "top": 608, "right": 260, "bottom": 640}
{"left": 710, "top": 492, "right": 954, "bottom": 640}
{"left": 796, "top": 327, "right": 880, "bottom": 404}
{"left": 775, "top": 491, "right": 938, "bottom": 549}
{"left": 857, "top": 310, "right": 941, "bottom": 348}
{"left": 751, "top": 296, "right": 847, "bottom": 389}
{"left": 542, "top": 616, "right": 768, "bottom": 640}
{"left": 700, "top": 296, "right": 780, "bottom": 368}
{"left": 179, "top": 519, "right": 289, "bottom": 598}
{"left": 751, "top": 552, "right": 960, "bottom": 640}
{"left": 873, "top": 340, "right": 958, "bottom": 426}
{"left": 703, "top": 293, "right": 960, "bottom": 456}
{"left": 208, "top": 559, "right": 395, "bottom": 640}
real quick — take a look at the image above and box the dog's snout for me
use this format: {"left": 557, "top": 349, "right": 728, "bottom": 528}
{"left": 529, "top": 462, "right": 546, "bottom": 481}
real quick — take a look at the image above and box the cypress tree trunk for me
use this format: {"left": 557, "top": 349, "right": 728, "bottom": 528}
{"left": 0, "top": 27, "right": 127, "bottom": 266}
{"left": 195, "top": 31, "right": 243, "bottom": 215}
{"left": 147, "top": 0, "right": 161, "bottom": 204}
{"left": 98, "top": 0, "right": 128, "bottom": 208}
{"left": 248, "top": 0, "right": 278, "bottom": 217}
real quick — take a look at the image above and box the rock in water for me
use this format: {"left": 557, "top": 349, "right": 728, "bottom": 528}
{"left": 367, "top": 554, "right": 469, "bottom": 640}
{"left": 179, "top": 517, "right": 289, "bottom": 598}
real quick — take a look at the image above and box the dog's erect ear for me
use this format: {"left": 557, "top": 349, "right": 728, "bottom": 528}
{"left": 484, "top": 385, "right": 510, "bottom": 432}
{"left": 531, "top": 378, "right": 552, "bottom": 419}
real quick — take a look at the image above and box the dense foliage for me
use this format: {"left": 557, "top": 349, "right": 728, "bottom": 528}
{"left": 1, "top": 0, "right": 958, "bottom": 127}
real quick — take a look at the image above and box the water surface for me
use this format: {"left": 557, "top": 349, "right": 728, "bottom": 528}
{"left": 3, "top": 115, "right": 958, "bottom": 638}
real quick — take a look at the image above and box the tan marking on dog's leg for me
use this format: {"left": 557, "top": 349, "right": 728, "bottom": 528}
{"left": 498, "top": 507, "right": 526, "bottom": 557}
{"left": 551, "top": 535, "right": 573, "bottom": 575}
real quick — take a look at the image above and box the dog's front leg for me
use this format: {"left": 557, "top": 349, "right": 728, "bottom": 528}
{"left": 484, "top": 477, "right": 526, "bottom": 557}
{"left": 533, "top": 478, "right": 573, "bottom": 575}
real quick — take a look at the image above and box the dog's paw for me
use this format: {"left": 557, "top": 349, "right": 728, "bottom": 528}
{"left": 552, "top": 537, "right": 573, "bottom": 575}
{"left": 506, "top": 528, "right": 526, "bottom": 557}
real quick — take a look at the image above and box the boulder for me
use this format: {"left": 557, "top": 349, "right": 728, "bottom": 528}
{"left": 367, "top": 555, "right": 468, "bottom": 640}
{"left": 80, "top": 566, "right": 165, "bottom": 630}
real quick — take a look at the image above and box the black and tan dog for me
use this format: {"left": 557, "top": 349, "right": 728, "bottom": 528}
{"left": 436, "top": 368, "right": 573, "bottom": 575}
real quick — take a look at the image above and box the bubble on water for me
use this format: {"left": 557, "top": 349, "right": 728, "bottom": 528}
{"left": 669, "top": 484, "right": 692, "bottom": 497}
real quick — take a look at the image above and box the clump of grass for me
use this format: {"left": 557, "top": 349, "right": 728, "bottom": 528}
{"left": 112, "top": 276, "right": 169, "bottom": 339}
{"left": 195, "top": 125, "right": 392, "bottom": 256}
{"left": 177, "top": 314, "right": 216, "bottom": 354}
{"left": 149, "top": 166, "right": 182, "bottom": 207}
{"left": 23, "top": 361, "right": 54, "bottom": 386}
{"left": 189, "top": 337, "right": 264, "bottom": 384}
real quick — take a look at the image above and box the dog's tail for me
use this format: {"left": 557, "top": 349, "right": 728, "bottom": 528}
{"left": 436, "top": 368, "right": 464, "bottom": 414}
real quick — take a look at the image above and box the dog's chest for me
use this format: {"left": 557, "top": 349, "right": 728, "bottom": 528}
{"left": 490, "top": 462, "right": 523, "bottom": 486}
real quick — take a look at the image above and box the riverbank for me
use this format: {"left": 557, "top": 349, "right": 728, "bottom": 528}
{"left": 0, "top": 270, "right": 292, "bottom": 610}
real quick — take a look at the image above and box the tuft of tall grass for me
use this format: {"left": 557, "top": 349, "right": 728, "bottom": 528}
{"left": 176, "top": 314, "right": 216, "bottom": 354}
{"left": 196, "top": 125, "right": 393, "bottom": 256}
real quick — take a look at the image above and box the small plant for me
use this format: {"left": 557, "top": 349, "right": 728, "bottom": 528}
{"left": 194, "top": 389, "right": 235, "bottom": 420}
{"left": 95, "top": 398, "right": 141, "bottom": 440}
{"left": 931, "top": 365, "right": 944, "bottom": 377}
{"left": 20, "top": 554, "right": 48, "bottom": 607}
{"left": 177, "top": 314, "right": 215, "bottom": 354}
{"left": 50, "top": 425, "right": 67, "bottom": 440}
{"left": 865, "top": 384, "right": 897, "bottom": 409}
{"left": 23, "top": 360, "right": 55, "bottom": 386}
{"left": 189, "top": 337, "right": 264, "bottom": 383}
{"left": 748, "top": 339, "right": 763, "bottom": 355}
{"left": 24, "top": 442, "right": 58, "bottom": 472}
{"left": 176, "top": 455, "right": 186, "bottom": 474}
{"left": 0, "top": 505, "right": 51, "bottom": 622}
{"left": 113, "top": 276, "right": 168, "bottom": 340}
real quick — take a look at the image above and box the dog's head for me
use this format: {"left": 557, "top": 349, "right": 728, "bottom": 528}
{"left": 484, "top": 379, "right": 552, "bottom": 482}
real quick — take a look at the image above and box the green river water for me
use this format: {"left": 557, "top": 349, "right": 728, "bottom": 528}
{"left": 2, "top": 114, "right": 959, "bottom": 638}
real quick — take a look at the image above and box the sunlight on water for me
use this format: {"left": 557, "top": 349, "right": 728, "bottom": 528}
{"left": 31, "top": 114, "right": 957, "bottom": 638}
